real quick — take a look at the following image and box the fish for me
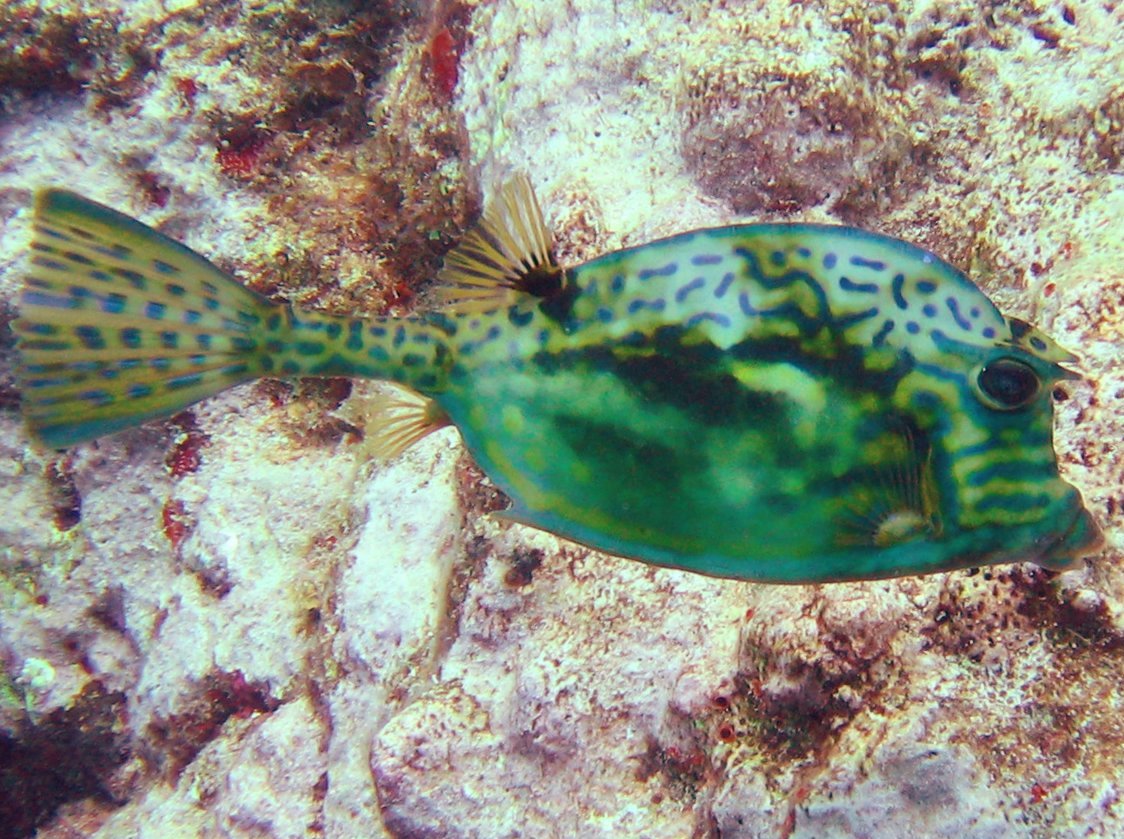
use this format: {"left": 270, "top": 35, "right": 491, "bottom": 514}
{"left": 13, "top": 177, "right": 1104, "bottom": 583}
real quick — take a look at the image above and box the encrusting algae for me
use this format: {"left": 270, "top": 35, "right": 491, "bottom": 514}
{"left": 14, "top": 176, "right": 1103, "bottom": 582}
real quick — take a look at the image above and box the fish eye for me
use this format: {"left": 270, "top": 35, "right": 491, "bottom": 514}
{"left": 976, "top": 358, "right": 1041, "bottom": 410}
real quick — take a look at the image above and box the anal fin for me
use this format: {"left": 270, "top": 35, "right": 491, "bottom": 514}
{"left": 366, "top": 386, "right": 450, "bottom": 460}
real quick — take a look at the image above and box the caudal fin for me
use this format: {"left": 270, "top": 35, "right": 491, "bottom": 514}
{"left": 14, "top": 190, "right": 279, "bottom": 448}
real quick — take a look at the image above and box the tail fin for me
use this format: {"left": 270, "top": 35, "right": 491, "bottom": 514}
{"left": 14, "top": 190, "right": 279, "bottom": 448}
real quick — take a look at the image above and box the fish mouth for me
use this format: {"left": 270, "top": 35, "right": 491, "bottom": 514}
{"left": 1032, "top": 505, "right": 1105, "bottom": 572}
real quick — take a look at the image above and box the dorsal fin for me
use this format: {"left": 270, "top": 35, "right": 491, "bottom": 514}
{"left": 434, "top": 174, "right": 563, "bottom": 313}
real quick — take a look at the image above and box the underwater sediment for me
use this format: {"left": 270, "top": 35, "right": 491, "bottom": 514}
{"left": 1, "top": 0, "right": 1122, "bottom": 836}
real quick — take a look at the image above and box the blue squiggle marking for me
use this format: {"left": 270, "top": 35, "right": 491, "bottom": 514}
{"left": 839, "top": 276, "right": 879, "bottom": 294}
{"left": 891, "top": 273, "right": 907, "bottom": 310}
{"left": 849, "top": 255, "right": 886, "bottom": 271}
{"left": 946, "top": 297, "right": 972, "bottom": 331}
{"left": 872, "top": 319, "right": 895, "bottom": 347}
{"left": 627, "top": 298, "right": 667, "bottom": 314}
{"left": 638, "top": 263, "right": 677, "bottom": 281}
{"left": 836, "top": 307, "right": 879, "bottom": 329}
{"left": 675, "top": 277, "right": 706, "bottom": 304}
{"left": 686, "top": 311, "right": 732, "bottom": 329}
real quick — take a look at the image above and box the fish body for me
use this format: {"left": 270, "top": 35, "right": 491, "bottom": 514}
{"left": 15, "top": 182, "right": 1103, "bottom": 582}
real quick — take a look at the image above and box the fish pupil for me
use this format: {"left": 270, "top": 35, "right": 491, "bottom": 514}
{"left": 978, "top": 358, "right": 1040, "bottom": 409}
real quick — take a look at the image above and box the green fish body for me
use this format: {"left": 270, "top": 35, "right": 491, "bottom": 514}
{"left": 15, "top": 180, "right": 1103, "bottom": 582}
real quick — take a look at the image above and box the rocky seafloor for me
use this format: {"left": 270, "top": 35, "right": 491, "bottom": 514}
{"left": 1, "top": 0, "right": 1122, "bottom": 837}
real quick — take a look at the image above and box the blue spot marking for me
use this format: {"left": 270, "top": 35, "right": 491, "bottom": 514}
{"left": 849, "top": 255, "right": 886, "bottom": 271}
{"left": 75, "top": 325, "right": 104, "bottom": 349}
{"left": 203, "top": 298, "right": 219, "bottom": 311}
{"left": 281, "top": 360, "right": 300, "bottom": 375}
{"left": 906, "top": 321, "right": 920, "bottom": 334}
{"left": 538, "top": 329, "right": 550, "bottom": 344}
{"left": 89, "top": 269, "right": 112, "bottom": 282}
{"left": 970, "top": 307, "right": 981, "bottom": 319}
{"left": 686, "top": 312, "right": 732, "bottom": 329}
{"left": 627, "top": 298, "right": 667, "bottom": 314}
{"left": 153, "top": 259, "right": 180, "bottom": 275}
{"left": 916, "top": 280, "right": 937, "bottom": 295}
{"left": 326, "top": 322, "right": 342, "bottom": 339}
{"left": 32, "top": 256, "right": 69, "bottom": 272}
{"left": 486, "top": 325, "right": 501, "bottom": 341}
{"left": 128, "top": 384, "right": 154, "bottom": 398}
{"left": 184, "top": 310, "right": 202, "bottom": 325}
{"left": 104, "top": 293, "right": 127, "bottom": 314}
{"left": 165, "top": 282, "right": 186, "bottom": 296}
{"left": 145, "top": 301, "right": 166, "bottom": 320}
{"left": 839, "top": 276, "right": 879, "bottom": 294}
{"left": 369, "top": 325, "right": 386, "bottom": 337}
{"left": 797, "top": 247, "right": 811, "bottom": 258}
{"left": 637, "top": 263, "right": 677, "bottom": 280}
{"left": 770, "top": 251, "right": 786, "bottom": 267}
{"left": 946, "top": 297, "right": 972, "bottom": 330}
{"left": 675, "top": 277, "right": 706, "bottom": 303}
{"left": 393, "top": 326, "right": 406, "bottom": 347}
{"left": 113, "top": 268, "right": 147, "bottom": 289}
{"left": 713, "top": 272, "right": 735, "bottom": 298}
{"left": 1030, "top": 336, "right": 1047, "bottom": 351}
{"left": 922, "top": 304, "right": 938, "bottom": 317}
{"left": 79, "top": 389, "right": 113, "bottom": 405}
{"left": 369, "top": 346, "right": 389, "bottom": 362}
{"left": 346, "top": 327, "right": 363, "bottom": 351}
{"left": 63, "top": 251, "right": 94, "bottom": 266}
{"left": 891, "top": 273, "right": 907, "bottom": 310}
{"left": 610, "top": 274, "right": 625, "bottom": 292}
{"left": 38, "top": 226, "right": 71, "bottom": 242}
{"left": 196, "top": 334, "right": 212, "bottom": 350}
{"left": 690, "top": 254, "right": 722, "bottom": 266}
{"left": 982, "top": 326, "right": 996, "bottom": 339}
{"left": 596, "top": 307, "right": 613, "bottom": 323}
{"left": 160, "top": 331, "right": 179, "bottom": 349}
{"left": 151, "top": 358, "right": 172, "bottom": 372}
{"left": 296, "top": 341, "right": 323, "bottom": 356}
{"left": 103, "top": 243, "right": 133, "bottom": 260}
{"left": 823, "top": 253, "right": 837, "bottom": 269}
{"left": 509, "top": 308, "right": 534, "bottom": 327}
{"left": 22, "top": 291, "right": 78, "bottom": 310}
{"left": 872, "top": 319, "right": 895, "bottom": 347}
